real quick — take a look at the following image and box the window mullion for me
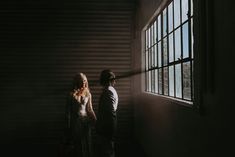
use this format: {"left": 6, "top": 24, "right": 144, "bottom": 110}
{"left": 189, "top": 0, "right": 193, "bottom": 101}
{"left": 161, "top": 13, "right": 164, "bottom": 95}
{"left": 167, "top": 6, "right": 170, "bottom": 96}
{"left": 172, "top": 0, "right": 176, "bottom": 98}
{"left": 180, "top": 0, "right": 184, "bottom": 99}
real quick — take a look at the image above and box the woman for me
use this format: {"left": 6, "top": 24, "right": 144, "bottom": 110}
{"left": 66, "top": 73, "right": 97, "bottom": 157}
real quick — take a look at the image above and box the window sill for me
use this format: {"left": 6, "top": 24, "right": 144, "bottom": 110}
{"left": 143, "top": 91, "right": 194, "bottom": 108}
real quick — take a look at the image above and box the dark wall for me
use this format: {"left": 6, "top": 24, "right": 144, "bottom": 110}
{"left": 0, "top": 0, "right": 135, "bottom": 156}
{"left": 132, "top": 0, "right": 235, "bottom": 157}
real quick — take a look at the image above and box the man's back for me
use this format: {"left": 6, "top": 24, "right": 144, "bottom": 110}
{"left": 96, "top": 86, "right": 118, "bottom": 139}
{"left": 95, "top": 69, "right": 118, "bottom": 157}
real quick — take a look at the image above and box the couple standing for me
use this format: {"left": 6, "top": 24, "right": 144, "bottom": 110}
{"left": 66, "top": 69, "right": 118, "bottom": 157}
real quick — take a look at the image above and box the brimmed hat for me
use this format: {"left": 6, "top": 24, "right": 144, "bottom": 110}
{"left": 99, "top": 69, "right": 115, "bottom": 86}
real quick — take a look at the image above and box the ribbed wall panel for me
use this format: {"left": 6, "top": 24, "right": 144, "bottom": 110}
{"left": 0, "top": 0, "right": 135, "bottom": 153}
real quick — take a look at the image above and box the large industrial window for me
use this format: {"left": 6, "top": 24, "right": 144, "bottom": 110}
{"left": 144, "top": 0, "right": 194, "bottom": 103}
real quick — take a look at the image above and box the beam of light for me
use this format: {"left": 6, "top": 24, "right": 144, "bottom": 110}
{"left": 89, "top": 67, "right": 157, "bottom": 86}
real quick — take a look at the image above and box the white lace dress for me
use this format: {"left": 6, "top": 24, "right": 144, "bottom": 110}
{"left": 68, "top": 94, "right": 92, "bottom": 157}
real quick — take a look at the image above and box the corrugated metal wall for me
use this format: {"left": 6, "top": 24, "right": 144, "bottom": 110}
{"left": 0, "top": 0, "right": 135, "bottom": 156}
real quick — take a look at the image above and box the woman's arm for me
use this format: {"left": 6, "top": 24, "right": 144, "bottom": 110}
{"left": 87, "top": 93, "right": 97, "bottom": 123}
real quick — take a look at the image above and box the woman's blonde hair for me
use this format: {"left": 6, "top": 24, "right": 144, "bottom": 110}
{"left": 73, "top": 73, "right": 89, "bottom": 91}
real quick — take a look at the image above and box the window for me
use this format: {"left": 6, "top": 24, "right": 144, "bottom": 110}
{"left": 144, "top": 0, "right": 194, "bottom": 103}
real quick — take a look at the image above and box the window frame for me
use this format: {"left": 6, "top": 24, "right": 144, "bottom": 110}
{"left": 141, "top": 0, "right": 211, "bottom": 113}
{"left": 142, "top": 0, "right": 198, "bottom": 107}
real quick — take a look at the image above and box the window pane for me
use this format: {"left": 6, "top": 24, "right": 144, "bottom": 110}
{"left": 158, "top": 15, "right": 161, "bottom": 41}
{"left": 164, "top": 67, "right": 169, "bottom": 95}
{"left": 151, "top": 47, "right": 154, "bottom": 68}
{"left": 148, "top": 71, "right": 152, "bottom": 92}
{"left": 145, "top": 69, "right": 148, "bottom": 91}
{"left": 145, "top": 30, "right": 148, "bottom": 50}
{"left": 191, "top": 19, "right": 194, "bottom": 58}
{"left": 182, "top": 22, "right": 189, "bottom": 58}
{"left": 191, "top": 0, "right": 193, "bottom": 16}
{"left": 192, "top": 60, "right": 194, "bottom": 100}
{"left": 169, "top": 65, "right": 174, "bottom": 96}
{"left": 145, "top": 51, "right": 148, "bottom": 91}
{"left": 154, "top": 21, "right": 157, "bottom": 44}
{"left": 169, "top": 33, "right": 174, "bottom": 62}
{"left": 145, "top": 50, "right": 148, "bottom": 70}
{"left": 159, "top": 68, "right": 163, "bottom": 94}
{"left": 174, "top": 0, "right": 180, "bottom": 28}
{"left": 168, "top": 2, "right": 173, "bottom": 33}
{"left": 148, "top": 27, "right": 151, "bottom": 48}
{"left": 151, "top": 24, "right": 154, "bottom": 45}
{"left": 148, "top": 49, "right": 151, "bottom": 69}
{"left": 175, "top": 28, "right": 181, "bottom": 61}
{"left": 151, "top": 70, "right": 155, "bottom": 92}
{"left": 158, "top": 41, "right": 162, "bottom": 67}
{"left": 163, "top": 8, "right": 167, "bottom": 37}
{"left": 182, "top": 0, "right": 188, "bottom": 23}
{"left": 151, "top": 47, "right": 155, "bottom": 67}
{"left": 183, "top": 62, "right": 191, "bottom": 100}
{"left": 163, "top": 37, "right": 168, "bottom": 66}
{"left": 154, "top": 69, "right": 158, "bottom": 93}
{"left": 154, "top": 45, "right": 158, "bottom": 67}
{"left": 145, "top": 73, "right": 148, "bottom": 91}
{"left": 175, "top": 63, "right": 182, "bottom": 98}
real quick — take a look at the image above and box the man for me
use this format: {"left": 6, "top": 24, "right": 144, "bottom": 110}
{"left": 96, "top": 69, "right": 118, "bottom": 157}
